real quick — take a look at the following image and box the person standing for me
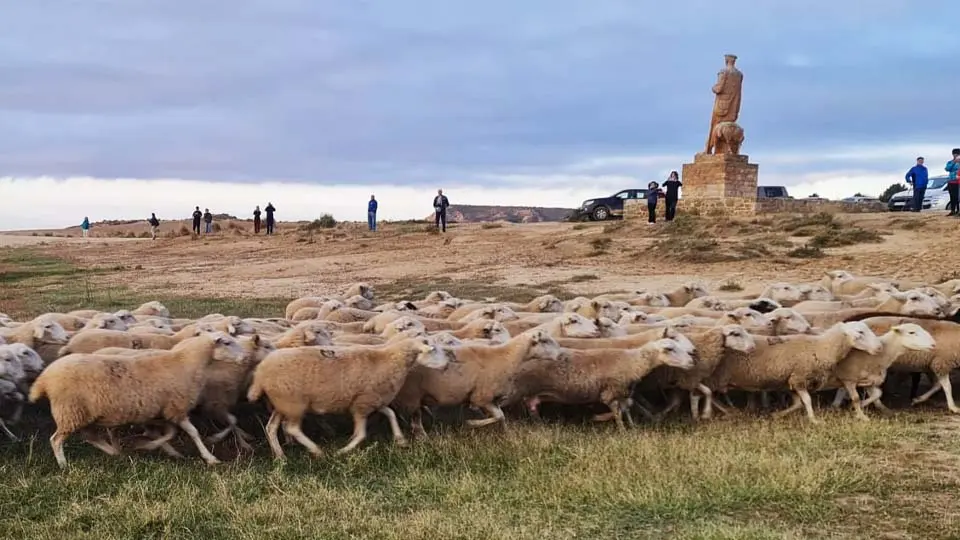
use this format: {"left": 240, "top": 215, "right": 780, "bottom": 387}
{"left": 253, "top": 205, "right": 262, "bottom": 234}
{"left": 80, "top": 216, "right": 90, "bottom": 238}
{"left": 191, "top": 206, "right": 202, "bottom": 235}
{"left": 433, "top": 189, "right": 449, "bottom": 232}
{"left": 367, "top": 195, "right": 378, "bottom": 232}
{"left": 947, "top": 149, "right": 960, "bottom": 216}
{"left": 203, "top": 208, "right": 213, "bottom": 234}
{"left": 904, "top": 156, "right": 929, "bottom": 213}
{"left": 662, "top": 171, "right": 682, "bottom": 221}
{"left": 148, "top": 213, "right": 160, "bottom": 240}
{"left": 645, "top": 181, "right": 663, "bottom": 225}
{"left": 265, "top": 202, "right": 276, "bottom": 234}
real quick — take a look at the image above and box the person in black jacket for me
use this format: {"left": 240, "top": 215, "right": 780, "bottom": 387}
{"left": 191, "top": 206, "right": 202, "bottom": 235}
{"left": 265, "top": 202, "right": 276, "bottom": 234}
{"left": 253, "top": 205, "right": 262, "bottom": 234}
{"left": 432, "top": 189, "right": 449, "bottom": 232}
{"left": 662, "top": 171, "right": 683, "bottom": 221}
{"left": 148, "top": 213, "right": 160, "bottom": 240}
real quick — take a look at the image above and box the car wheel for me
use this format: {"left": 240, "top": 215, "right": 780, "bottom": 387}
{"left": 592, "top": 206, "right": 610, "bottom": 221}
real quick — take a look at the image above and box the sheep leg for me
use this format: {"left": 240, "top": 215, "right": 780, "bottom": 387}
{"left": 265, "top": 411, "right": 285, "bottom": 459}
{"left": 759, "top": 391, "right": 771, "bottom": 410}
{"left": 465, "top": 404, "right": 506, "bottom": 428}
{"left": 620, "top": 400, "right": 636, "bottom": 428}
{"left": 0, "top": 419, "right": 18, "bottom": 442}
{"left": 862, "top": 386, "right": 892, "bottom": 414}
{"left": 830, "top": 388, "right": 848, "bottom": 408}
{"left": 177, "top": 418, "right": 221, "bottom": 465}
{"left": 697, "top": 384, "right": 715, "bottom": 420}
{"left": 410, "top": 409, "right": 428, "bottom": 440}
{"left": 281, "top": 418, "right": 323, "bottom": 457}
{"left": 796, "top": 390, "right": 822, "bottom": 424}
{"left": 81, "top": 431, "right": 121, "bottom": 456}
{"left": 159, "top": 443, "right": 185, "bottom": 459}
{"left": 912, "top": 379, "right": 943, "bottom": 406}
{"left": 378, "top": 406, "right": 408, "bottom": 447}
{"left": 842, "top": 382, "right": 869, "bottom": 421}
{"left": 771, "top": 393, "right": 803, "bottom": 418}
{"left": 604, "top": 400, "right": 626, "bottom": 431}
{"left": 135, "top": 424, "right": 177, "bottom": 451}
{"left": 50, "top": 430, "right": 72, "bottom": 468}
{"left": 936, "top": 374, "right": 960, "bottom": 413}
{"left": 707, "top": 395, "right": 734, "bottom": 416}
{"left": 206, "top": 413, "right": 240, "bottom": 445}
{"left": 337, "top": 411, "right": 371, "bottom": 454}
{"left": 655, "top": 390, "right": 684, "bottom": 421}
{"left": 689, "top": 392, "right": 701, "bottom": 422}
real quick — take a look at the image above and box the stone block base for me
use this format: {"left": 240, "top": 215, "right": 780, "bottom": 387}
{"left": 681, "top": 152, "right": 759, "bottom": 199}
{"left": 680, "top": 196, "right": 758, "bottom": 217}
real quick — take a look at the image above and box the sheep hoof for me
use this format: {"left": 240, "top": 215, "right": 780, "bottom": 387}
{"left": 394, "top": 437, "right": 409, "bottom": 448}
{"left": 204, "top": 457, "right": 222, "bottom": 465}
{"left": 855, "top": 414, "right": 870, "bottom": 422}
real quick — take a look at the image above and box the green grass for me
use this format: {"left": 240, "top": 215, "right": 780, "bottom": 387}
{"left": 1, "top": 413, "right": 958, "bottom": 539}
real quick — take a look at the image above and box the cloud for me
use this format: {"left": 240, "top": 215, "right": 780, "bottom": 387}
{"left": 0, "top": 1, "right": 955, "bottom": 208}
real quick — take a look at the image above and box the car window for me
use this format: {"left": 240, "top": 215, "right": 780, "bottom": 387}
{"left": 930, "top": 177, "right": 949, "bottom": 190}
{"left": 615, "top": 191, "right": 630, "bottom": 199}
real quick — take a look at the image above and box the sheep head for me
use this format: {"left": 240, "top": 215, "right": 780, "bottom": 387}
{"left": 224, "top": 316, "right": 256, "bottom": 336}
{"left": 536, "top": 295, "right": 564, "bottom": 313}
{"left": 895, "top": 291, "right": 944, "bottom": 317}
{"left": 659, "top": 327, "right": 696, "bottom": 354}
{"left": 719, "top": 324, "right": 756, "bottom": 354}
{"left": 344, "top": 294, "right": 375, "bottom": 311}
{"left": 135, "top": 301, "right": 170, "bottom": 318}
{"left": 0, "top": 347, "right": 27, "bottom": 383}
{"left": 408, "top": 336, "right": 448, "bottom": 370}
{"left": 203, "top": 332, "right": 246, "bottom": 364}
{"left": 747, "top": 298, "right": 781, "bottom": 314}
{"left": 481, "top": 321, "right": 510, "bottom": 344}
{"left": 112, "top": 310, "right": 138, "bottom": 324}
{"left": 301, "top": 323, "right": 334, "bottom": 346}
{"left": 889, "top": 323, "right": 936, "bottom": 353}
{"left": 32, "top": 318, "right": 69, "bottom": 345}
{"left": 383, "top": 316, "right": 425, "bottom": 337}
{"left": 637, "top": 292, "right": 670, "bottom": 307}
{"left": 430, "top": 332, "right": 463, "bottom": 348}
{"left": 765, "top": 308, "right": 812, "bottom": 335}
{"left": 239, "top": 334, "right": 276, "bottom": 364}
{"left": 596, "top": 317, "right": 627, "bottom": 338}
{"left": 522, "top": 329, "right": 562, "bottom": 362}
{"left": 559, "top": 313, "right": 601, "bottom": 338}
{"left": 724, "top": 308, "right": 772, "bottom": 331}
{"left": 684, "top": 283, "right": 710, "bottom": 300}
{"left": 840, "top": 321, "right": 883, "bottom": 355}
{"left": 647, "top": 338, "right": 695, "bottom": 370}
{"left": 797, "top": 284, "right": 833, "bottom": 301}
{"left": 424, "top": 290, "right": 453, "bottom": 303}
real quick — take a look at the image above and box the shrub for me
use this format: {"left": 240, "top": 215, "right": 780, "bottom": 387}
{"left": 787, "top": 245, "right": 825, "bottom": 259}
{"left": 303, "top": 214, "right": 338, "bottom": 231}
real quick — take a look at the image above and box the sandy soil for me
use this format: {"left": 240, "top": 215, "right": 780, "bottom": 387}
{"left": 1, "top": 212, "right": 953, "bottom": 299}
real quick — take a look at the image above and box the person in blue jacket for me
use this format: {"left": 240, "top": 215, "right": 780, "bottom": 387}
{"left": 904, "top": 156, "right": 928, "bottom": 212}
{"left": 80, "top": 216, "right": 90, "bottom": 238}
{"left": 367, "top": 195, "right": 378, "bottom": 231}
{"left": 947, "top": 148, "right": 960, "bottom": 216}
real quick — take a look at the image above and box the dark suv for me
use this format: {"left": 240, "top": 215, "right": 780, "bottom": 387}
{"left": 575, "top": 189, "right": 648, "bottom": 221}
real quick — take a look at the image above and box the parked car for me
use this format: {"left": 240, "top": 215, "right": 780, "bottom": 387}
{"left": 757, "top": 186, "right": 791, "bottom": 199}
{"left": 575, "top": 188, "right": 651, "bottom": 221}
{"left": 887, "top": 175, "right": 950, "bottom": 212}
{"left": 841, "top": 195, "right": 880, "bottom": 203}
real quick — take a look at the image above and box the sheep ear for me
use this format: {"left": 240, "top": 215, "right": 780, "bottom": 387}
{"left": 891, "top": 326, "right": 902, "bottom": 334}
{"left": 33, "top": 325, "right": 45, "bottom": 339}
{"left": 227, "top": 323, "right": 237, "bottom": 335}
{"left": 591, "top": 300, "right": 600, "bottom": 309}
{"left": 132, "top": 339, "right": 143, "bottom": 350}
{"left": 320, "top": 349, "right": 336, "bottom": 358}
{"left": 252, "top": 334, "right": 261, "bottom": 345}
{"left": 685, "top": 285, "right": 693, "bottom": 292}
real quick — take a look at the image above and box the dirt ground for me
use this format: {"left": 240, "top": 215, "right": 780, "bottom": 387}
{"left": 1, "top": 211, "right": 953, "bottom": 300}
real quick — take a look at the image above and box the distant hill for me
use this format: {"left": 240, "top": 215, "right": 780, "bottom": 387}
{"left": 422, "top": 205, "right": 575, "bottom": 223}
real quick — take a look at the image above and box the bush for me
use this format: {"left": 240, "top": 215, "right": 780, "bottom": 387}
{"left": 787, "top": 245, "right": 825, "bottom": 259}
{"left": 303, "top": 214, "right": 338, "bottom": 231}
{"left": 809, "top": 227, "right": 884, "bottom": 248}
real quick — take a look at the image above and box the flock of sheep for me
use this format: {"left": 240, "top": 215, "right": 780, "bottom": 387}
{"left": 2, "top": 269, "right": 960, "bottom": 468}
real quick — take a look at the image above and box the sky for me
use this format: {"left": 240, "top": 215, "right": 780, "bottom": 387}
{"left": 1, "top": 1, "right": 957, "bottom": 229}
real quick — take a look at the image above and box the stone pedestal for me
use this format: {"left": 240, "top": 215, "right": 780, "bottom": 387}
{"left": 678, "top": 153, "right": 759, "bottom": 217}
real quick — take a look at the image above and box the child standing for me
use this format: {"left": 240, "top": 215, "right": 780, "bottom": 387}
{"left": 646, "top": 181, "right": 663, "bottom": 225}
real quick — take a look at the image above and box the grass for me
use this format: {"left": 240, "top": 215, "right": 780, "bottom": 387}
{"left": 1, "top": 413, "right": 959, "bottom": 539}
{"left": 374, "top": 276, "right": 575, "bottom": 304}
{"left": 786, "top": 245, "right": 826, "bottom": 259}
{"left": 809, "top": 227, "right": 884, "bottom": 249}
{"left": 717, "top": 278, "right": 744, "bottom": 292}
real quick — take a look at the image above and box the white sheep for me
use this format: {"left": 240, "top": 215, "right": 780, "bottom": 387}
{"left": 247, "top": 336, "right": 449, "bottom": 458}
{"left": 29, "top": 332, "right": 245, "bottom": 467}
{"left": 511, "top": 338, "right": 695, "bottom": 430}
{"left": 392, "top": 329, "right": 563, "bottom": 439}
{"left": 827, "top": 323, "right": 936, "bottom": 419}
{"left": 706, "top": 321, "right": 882, "bottom": 424}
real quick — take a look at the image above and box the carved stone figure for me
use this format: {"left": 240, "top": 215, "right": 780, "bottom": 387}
{"left": 712, "top": 121, "right": 744, "bottom": 155}
{"left": 705, "top": 54, "right": 743, "bottom": 154}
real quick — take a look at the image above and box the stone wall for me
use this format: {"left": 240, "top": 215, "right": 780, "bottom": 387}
{"left": 680, "top": 153, "right": 759, "bottom": 199}
{"left": 756, "top": 198, "right": 888, "bottom": 214}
